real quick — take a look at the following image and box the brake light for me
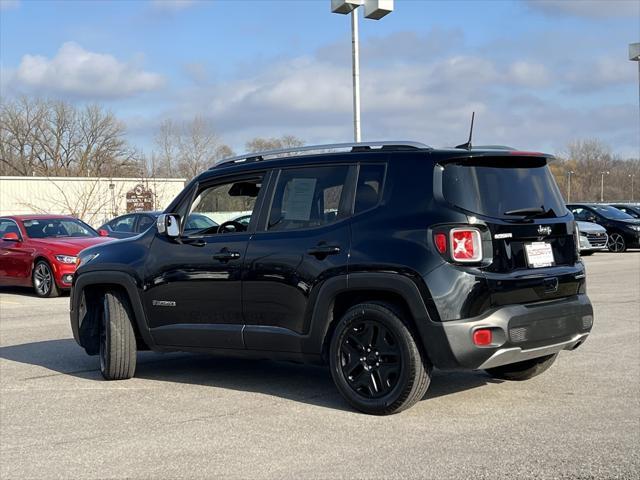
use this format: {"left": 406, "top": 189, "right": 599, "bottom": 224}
{"left": 450, "top": 228, "right": 482, "bottom": 262}
{"left": 434, "top": 233, "right": 447, "bottom": 254}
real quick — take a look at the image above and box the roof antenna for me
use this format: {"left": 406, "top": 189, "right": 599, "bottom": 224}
{"left": 455, "top": 112, "right": 475, "bottom": 150}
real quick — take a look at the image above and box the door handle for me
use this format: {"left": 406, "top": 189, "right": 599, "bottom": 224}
{"left": 307, "top": 244, "right": 341, "bottom": 258}
{"left": 213, "top": 248, "right": 241, "bottom": 262}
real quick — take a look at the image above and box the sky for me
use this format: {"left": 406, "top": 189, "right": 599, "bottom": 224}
{"left": 1, "top": 0, "right": 639, "bottom": 158}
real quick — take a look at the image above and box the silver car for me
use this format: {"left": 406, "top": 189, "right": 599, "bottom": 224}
{"left": 576, "top": 221, "right": 608, "bottom": 255}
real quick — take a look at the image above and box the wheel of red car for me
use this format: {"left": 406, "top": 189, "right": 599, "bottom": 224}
{"left": 32, "top": 260, "right": 60, "bottom": 298}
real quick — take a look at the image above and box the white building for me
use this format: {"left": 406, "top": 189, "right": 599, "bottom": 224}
{"left": 0, "top": 176, "right": 186, "bottom": 227}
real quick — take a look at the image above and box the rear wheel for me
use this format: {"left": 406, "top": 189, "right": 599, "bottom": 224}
{"left": 485, "top": 353, "right": 558, "bottom": 381}
{"left": 32, "top": 260, "right": 60, "bottom": 298}
{"left": 99, "top": 290, "right": 137, "bottom": 380}
{"left": 607, "top": 233, "right": 626, "bottom": 252}
{"left": 580, "top": 251, "right": 594, "bottom": 256}
{"left": 329, "top": 303, "right": 430, "bottom": 415}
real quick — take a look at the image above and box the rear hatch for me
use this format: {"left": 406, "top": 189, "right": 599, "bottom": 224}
{"left": 439, "top": 152, "right": 583, "bottom": 306}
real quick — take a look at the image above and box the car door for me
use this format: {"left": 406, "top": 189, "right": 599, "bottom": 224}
{"left": 0, "top": 218, "right": 33, "bottom": 286}
{"left": 143, "top": 172, "right": 268, "bottom": 350}
{"left": 242, "top": 164, "right": 356, "bottom": 350}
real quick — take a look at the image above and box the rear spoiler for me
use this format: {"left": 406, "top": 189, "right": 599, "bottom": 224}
{"left": 436, "top": 150, "right": 555, "bottom": 165}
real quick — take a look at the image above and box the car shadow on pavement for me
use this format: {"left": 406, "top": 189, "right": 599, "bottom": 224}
{"left": 0, "top": 286, "right": 70, "bottom": 298}
{"left": 0, "top": 338, "right": 501, "bottom": 412}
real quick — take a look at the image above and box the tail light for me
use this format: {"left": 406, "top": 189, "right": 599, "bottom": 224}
{"left": 450, "top": 228, "right": 482, "bottom": 262}
{"left": 433, "top": 227, "right": 483, "bottom": 263}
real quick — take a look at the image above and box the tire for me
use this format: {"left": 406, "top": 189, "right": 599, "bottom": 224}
{"left": 485, "top": 353, "right": 558, "bottom": 381}
{"left": 32, "top": 260, "right": 60, "bottom": 298}
{"left": 329, "top": 303, "right": 431, "bottom": 415}
{"left": 580, "top": 251, "right": 594, "bottom": 256}
{"left": 99, "top": 290, "right": 137, "bottom": 380}
{"left": 607, "top": 233, "right": 626, "bottom": 253}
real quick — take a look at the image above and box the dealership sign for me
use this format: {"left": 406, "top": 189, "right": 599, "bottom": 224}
{"left": 126, "top": 184, "right": 154, "bottom": 212}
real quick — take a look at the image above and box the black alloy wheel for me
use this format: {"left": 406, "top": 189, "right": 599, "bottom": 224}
{"left": 329, "top": 303, "right": 431, "bottom": 415}
{"left": 339, "top": 320, "right": 402, "bottom": 398}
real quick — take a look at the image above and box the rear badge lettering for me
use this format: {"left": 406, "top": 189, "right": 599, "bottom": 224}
{"left": 152, "top": 300, "right": 176, "bottom": 307}
{"left": 537, "top": 225, "right": 552, "bottom": 236}
{"left": 494, "top": 233, "right": 512, "bottom": 239}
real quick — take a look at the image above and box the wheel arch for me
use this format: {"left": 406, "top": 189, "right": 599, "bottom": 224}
{"left": 306, "top": 272, "right": 455, "bottom": 368}
{"left": 71, "top": 271, "right": 155, "bottom": 355}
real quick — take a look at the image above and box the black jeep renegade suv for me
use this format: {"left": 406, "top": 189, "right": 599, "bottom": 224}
{"left": 70, "top": 141, "right": 593, "bottom": 415}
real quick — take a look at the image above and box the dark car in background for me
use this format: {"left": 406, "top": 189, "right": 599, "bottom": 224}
{"left": 98, "top": 212, "right": 218, "bottom": 239}
{"left": 0, "top": 215, "right": 112, "bottom": 297}
{"left": 609, "top": 203, "right": 640, "bottom": 219}
{"left": 567, "top": 203, "right": 640, "bottom": 252}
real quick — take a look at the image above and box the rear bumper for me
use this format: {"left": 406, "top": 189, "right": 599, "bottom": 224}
{"left": 440, "top": 294, "right": 593, "bottom": 370}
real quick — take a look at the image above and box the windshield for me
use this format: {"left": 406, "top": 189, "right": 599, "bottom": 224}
{"left": 591, "top": 205, "right": 634, "bottom": 220}
{"left": 22, "top": 218, "right": 98, "bottom": 238}
{"left": 442, "top": 158, "right": 567, "bottom": 219}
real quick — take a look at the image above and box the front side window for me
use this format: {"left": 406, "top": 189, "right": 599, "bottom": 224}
{"left": 22, "top": 218, "right": 97, "bottom": 238}
{"left": 0, "top": 219, "right": 21, "bottom": 237}
{"left": 188, "top": 176, "right": 263, "bottom": 234}
{"left": 268, "top": 166, "right": 351, "bottom": 231}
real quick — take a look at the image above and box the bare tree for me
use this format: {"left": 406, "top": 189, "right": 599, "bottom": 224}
{"left": 245, "top": 135, "right": 304, "bottom": 153}
{"left": 152, "top": 116, "right": 233, "bottom": 179}
{"left": 0, "top": 97, "right": 142, "bottom": 177}
{"left": 551, "top": 139, "right": 639, "bottom": 202}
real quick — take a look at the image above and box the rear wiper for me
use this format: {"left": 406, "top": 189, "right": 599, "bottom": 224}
{"left": 504, "top": 207, "right": 545, "bottom": 216}
{"left": 504, "top": 207, "right": 557, "bottom": 221}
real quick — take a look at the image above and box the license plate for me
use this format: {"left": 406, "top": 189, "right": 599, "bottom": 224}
{"left": 524, "top": 241, "right": 555, "bottom": 268}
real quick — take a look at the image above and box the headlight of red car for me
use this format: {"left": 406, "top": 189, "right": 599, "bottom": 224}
{"left": 55, "top": 255, "right": 78, "bottom": 264}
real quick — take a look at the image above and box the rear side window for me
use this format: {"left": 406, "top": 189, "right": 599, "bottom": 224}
{"left": 442, "top": 158, "right": 566, "bottom": 219}
{"left": 268, "top": 166, "right": 351, "bottom": 231}
{"left": 111, "top": 215, "right": 135, "bottom": 232}
{"left": 355, "top": 164, "right": 385, "bottom": 213}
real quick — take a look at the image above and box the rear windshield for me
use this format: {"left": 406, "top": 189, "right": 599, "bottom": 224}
{"left": 442, "top": 158, "right": 567, "bottom": 219}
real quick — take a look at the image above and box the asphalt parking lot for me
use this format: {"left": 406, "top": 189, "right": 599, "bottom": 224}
{"left": 1, "top": 252, "right": 639, "bottom": 480}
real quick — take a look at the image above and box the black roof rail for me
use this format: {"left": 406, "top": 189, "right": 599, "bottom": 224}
{"left": 210, "top": 141, "right": 430, "bottom": 169}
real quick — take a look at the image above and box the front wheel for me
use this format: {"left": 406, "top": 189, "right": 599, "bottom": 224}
{"left": 485, "top": 353, "right": 558, "bottom": 381}
{"left": 329, "top": 303, "right": 431, "bottom": 415}
{"left": 607, "top": 233, "right": 626, "bottom": 252}
{"left": 32, "top": 260, "right": 60, "bottom": 298}
{"left": 99, "top": 290, "right": 137, "bottom": 380}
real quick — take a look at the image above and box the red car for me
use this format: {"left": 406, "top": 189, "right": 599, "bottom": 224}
{"left": 0, "top": 215, "right": 113, "bottom": 297}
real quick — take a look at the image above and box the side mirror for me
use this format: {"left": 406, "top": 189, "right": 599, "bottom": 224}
{"left": 98, "top": 229, "right": 109, "bottom": 237}
{"left": 156, "top": 214, "right": 181, "bottom": 238}
{"left": 2, "top": 232, "right": 20, "bottom": 242}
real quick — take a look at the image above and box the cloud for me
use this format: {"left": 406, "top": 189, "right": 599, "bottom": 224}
{"left": 0, "top": 0, "right": 20, "bottom": 10}
{"left": 7, "top": 42, "right": 164, "bottom": 98}
{"left": 524, "top": 0, "right": 639, "bottom": 18}
{"left": 563, "top": 55, "right": 637, "bottom": 92}
{"left": 149, "top": 0, "right": 197, "bottom": 12}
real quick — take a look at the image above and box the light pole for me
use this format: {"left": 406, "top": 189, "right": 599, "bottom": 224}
{"left": 630, "top": 173, "right": 635, "bottom": 202}
{"left": 630, "top": 43, "right": 640, "bottom": 129}
{"left": 600, "top": 171, "right": 610, "bottom": 202}
{"left": 331, "top": 0, "right": 394, "bottom": 142}
{"left": 566, "top": 170, "right": 575, "bottom": 202}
